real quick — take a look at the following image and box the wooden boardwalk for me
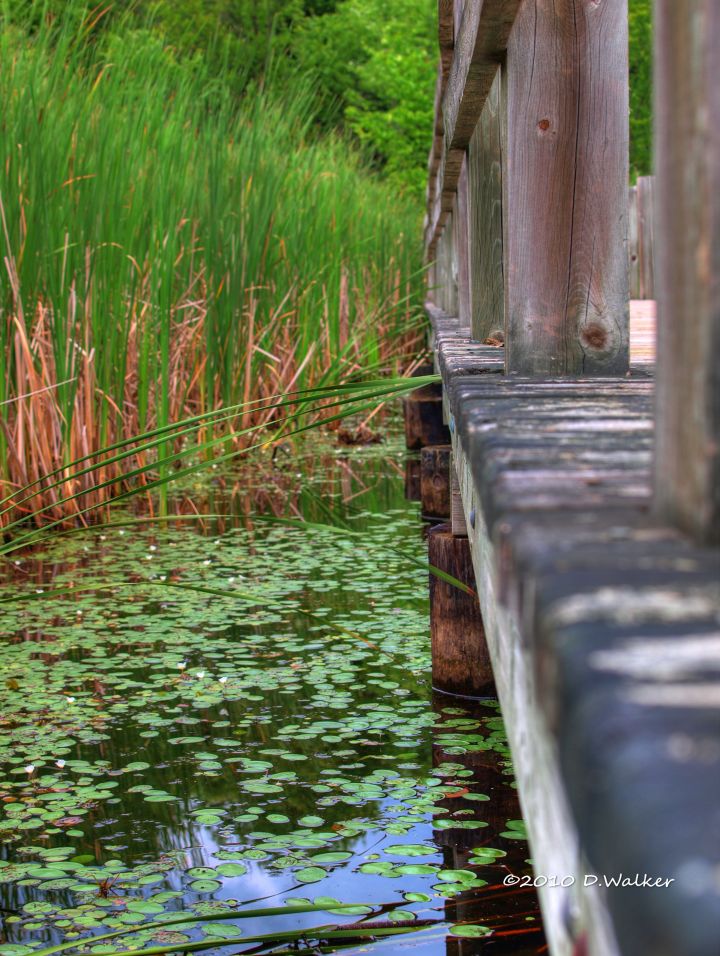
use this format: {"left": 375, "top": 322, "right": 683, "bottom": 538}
{"left": 419, "top": 3, "right": 720, "bottom": 955}
{"left": 630, "top": 300, "right": 656, "bottom": 365}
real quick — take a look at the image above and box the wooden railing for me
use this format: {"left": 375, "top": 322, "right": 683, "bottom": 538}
{"left": 427, "top": 0, "right": 719, "bottom": 545}
{"left": 422, "top": 3, "right": 720, "bottom": 955}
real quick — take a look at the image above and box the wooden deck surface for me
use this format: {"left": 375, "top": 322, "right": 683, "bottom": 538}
{"left": 428, "top": 303, "right": 720, "bottom": 956}
{"left": 630, "top": 299, "right": 656, "bottom": 365}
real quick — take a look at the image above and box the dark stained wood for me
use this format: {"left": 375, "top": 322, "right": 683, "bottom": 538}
{"left": 504, "top": 0, "right": 630, "bottom": 375}
{"left": 403, "top": 385, "right": 451, "bottom": 450}
{"left": 404, "top": 456, "right": 422, "bottom": 502}
{"left": 468, "top": 67, "right": 504, "bottom": 342}
{"left": 654, "top": 0, "right": 720, "bottom": 545}
{"left": 421, "top": 444, "right": 452, "bottom": 518}
{"left": 429, "top": 524, "right": 495, "bottom": 698}
{"left": 454, "top": 155, "right": 471, "bottom": 329}
{"left": 438, "top": 0, "right": 455, "bottom": 82}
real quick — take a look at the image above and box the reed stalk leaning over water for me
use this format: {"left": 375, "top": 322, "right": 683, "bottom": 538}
{"left": 0, "top": 2, "right": 425, "bottom": 528}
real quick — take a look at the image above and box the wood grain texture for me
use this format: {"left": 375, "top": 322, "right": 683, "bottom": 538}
{"left": 452, "top": 0, "right": 464, "bottom": 39}
{"left": 426, "top": 0, "right": 522, "bottom": 257}
{"left": 421, "top": 444, "right": 452, "bottom": 518}
{"left": 429, "top": 524, "right": 495, "bottom": 698}
{"left": 654, "top": 0, "right": 720, "bottom": 545}
{"left": 628, "top": 186, "right": 639, "bottom": 299}
{"left": 636, "top": 175, "right": 656, "bottom": 299}
{"left": 454, "top": 155, "right": 471, "bottom": 329}
{"left": 435, "top": 211, "right": 458, "bottom": 316}
{"left": 443, "top": 0, "right": 523, "bottom": 151}
{"left": 438, "top": 0, "right": 455, "bottom": 81}
{"left": 468, "top": 67, "right": 504, "bottom": 342}
{"left": 505, "top": 0, "right": 630, "bottom": 375}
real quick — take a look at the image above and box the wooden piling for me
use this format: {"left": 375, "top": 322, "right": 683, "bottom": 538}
{"left": 421, "top": 445, "right": 451, "bottom": 519}
{"left": 404, "top": 456, "right": 422, "bottom": 502}
{"left": 403, "top": 384, "right": 451, "bottom": 450}
{"left": 429, "top": 523, "right": 495, "bottom": 698}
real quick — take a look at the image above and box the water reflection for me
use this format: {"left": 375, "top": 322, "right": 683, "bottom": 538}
{"left": 0, "top": 431, "right": 544, "bottom": 953}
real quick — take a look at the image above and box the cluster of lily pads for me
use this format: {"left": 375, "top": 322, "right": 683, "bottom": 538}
{"left": 0, "top": 441, "right": 529, "bottom": 954}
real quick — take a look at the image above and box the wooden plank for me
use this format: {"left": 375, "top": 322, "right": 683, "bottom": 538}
{"left": 636, "top": 175, "right": 655, "bottom": 299}
{"left": 451, "top": 438, "right": 623, "bottom": 956}
{"left": 443, "top": 0, "right": 523, "bottom": 152}
{"left": 628, "top": 186, "right": 640, "bottom": 299}
{"left": 630, "top": 299, "right": 656, "bottom": 365}
{"left": 468, "top": 67, "right": 504, "bottom": 343}
{"left": 427, "top": 0, "right": 522, "bottom": 255}
{"left": 654, "top": 0, "right": 720, "bottom": 546}
{"left": 454, "top": 155, "right": 471, "bottom": 329}
{"left": 504, "top": 0, "right": 630, "bottom": 376}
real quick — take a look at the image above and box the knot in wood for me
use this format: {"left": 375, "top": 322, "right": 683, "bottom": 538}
{"left": 538, "top": 118, "right": 551, "bottom": 132}
{"left": 581, "top": 322, "right": 608, "bottom": 350}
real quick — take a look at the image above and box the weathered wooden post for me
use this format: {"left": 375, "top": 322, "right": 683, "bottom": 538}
{"left": 429, "top": 523, "right": 495, "bottom": 698}
{"left": 653, "top": 0, "right": 720, "bottom": 545}
{"left": 504, "top": 0, "right": 630, "bottom": 374}
{"left": 421, "top": 445, "right": 451, "bottom": 519}
{"left": 628, "top": 185, "right": 640, "bottom": 299}
{"left": 636, "top": 175, "right": 656, "bottom": 300}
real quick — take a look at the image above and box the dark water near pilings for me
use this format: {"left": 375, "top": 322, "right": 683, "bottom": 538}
{"left": 0, "top": 432, "right": 545, "bottom": 955}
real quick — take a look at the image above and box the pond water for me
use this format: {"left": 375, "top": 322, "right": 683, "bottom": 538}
{"left": 0, "top": 430, "right": 545, "bottom": 955}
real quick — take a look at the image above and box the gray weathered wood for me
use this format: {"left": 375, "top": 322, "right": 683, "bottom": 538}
{"left": 454, "top": 156, "right": 471, "bottom": 329}
{"left": 427, "top": 0, "right": 522, "bottom": 256}
{"left": 505, "top": 0, "right": 630, "bottom": 375}
{"left": 443, "top": 0, "right": 522, "bottom": 153}
{"left": 451, "top": 460, "right": 468, "bottom": 536}
{"left": 452, "top": 0, "right": 464, "bottom": 40}
{"left": 628, "top": 185, "right": 640, "bottom": 299}
{"left": 436, "top": 210, "right": 458, "bottom": 316}
{"left": 654, "top": 0, "right": 720, "bottom": 546}
{"left": 636, "top": 175, "right": 656, "bottom": 300}
{"left": 468, "top": 67, "right": 504, "bottom": 343}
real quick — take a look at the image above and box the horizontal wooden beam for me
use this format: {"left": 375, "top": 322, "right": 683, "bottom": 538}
{"left": 426, "top": 0, "right": 522, "bottom": 256}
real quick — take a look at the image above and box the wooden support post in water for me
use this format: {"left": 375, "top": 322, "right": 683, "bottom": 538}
{"left": 429, "top": 523, "right": 495, "bottom": 698}
{"left": 403, "top": 384, "right": 451, "bottom": 450}
{"left": 654, "top": 0, "right": 720, "bottom": 545}
{"left": 421, "top": 445, "right": 451, "bottom": 519}
{"left": 504, "top": 0, "right": 630, "bottom": 375}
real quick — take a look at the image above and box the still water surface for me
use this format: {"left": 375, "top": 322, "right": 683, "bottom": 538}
{"left": 0, "top": 434, "right": 545, "bottom": 955}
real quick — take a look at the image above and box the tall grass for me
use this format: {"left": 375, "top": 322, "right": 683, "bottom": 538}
{"left": 0, "top": 2, "right": 424, "bottom": 528}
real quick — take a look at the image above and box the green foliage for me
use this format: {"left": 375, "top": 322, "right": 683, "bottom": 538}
{"left": 629, "top": 0, "right": 652, "bottom": 178}
{"left": 294, "top": 0, "right": 437, "bottom": 195}
{"left": 0, "top": 4, "right": 424, "bottom": 523}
